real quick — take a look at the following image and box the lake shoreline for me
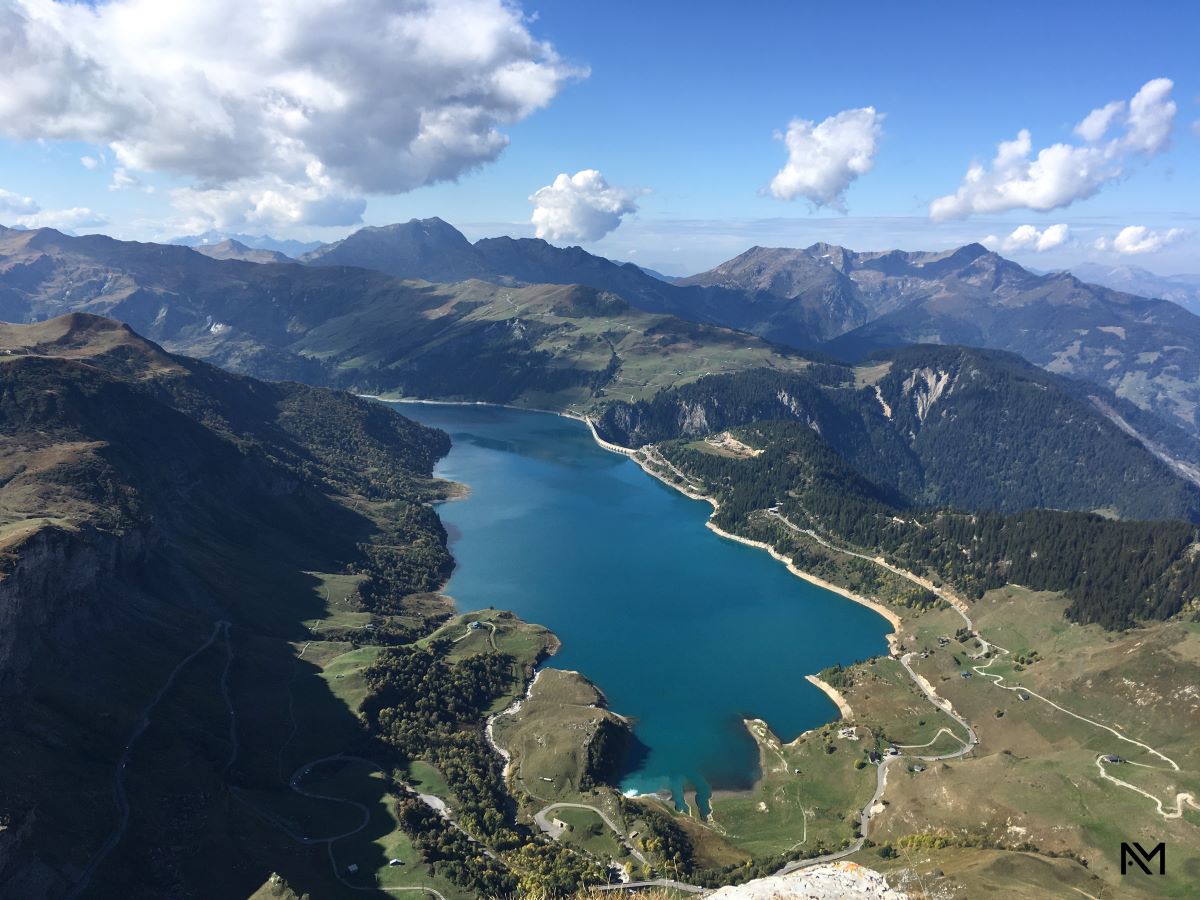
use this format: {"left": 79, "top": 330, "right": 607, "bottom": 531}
{"left": 614, "top": 432, "right": 903, "bottom": 650}
{"left": 384, "top": 397, "right": 897, "bottom": 803}
{"left": 383, "top": 394, "right": 902, "bottom": 683}
{"left": 804, "top": 675, "right": 854, "bottom": 722}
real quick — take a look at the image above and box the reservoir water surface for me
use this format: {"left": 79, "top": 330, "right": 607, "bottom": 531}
{"left": 395, "top": 403, "right": 890, "bottom": 808}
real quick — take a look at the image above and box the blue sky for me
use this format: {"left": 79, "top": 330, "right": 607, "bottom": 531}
{"left": 1, "top": 0, "right": 1197, "bottom": 274}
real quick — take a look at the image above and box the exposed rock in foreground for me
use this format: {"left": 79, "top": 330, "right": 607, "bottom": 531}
{"left": 707, "top": 862, "right": 905, "bottom": 899}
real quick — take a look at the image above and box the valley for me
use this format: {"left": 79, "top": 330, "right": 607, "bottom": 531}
{"left": 2, "top": 5, "right": 1196, "bottom": 896}
{"left": 4, "top": 224, "right": 1200, "bottom": 898}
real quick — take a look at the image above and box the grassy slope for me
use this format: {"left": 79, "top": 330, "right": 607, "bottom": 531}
{"left": 0, "top": 230, "right": 813, "bottom": 414}
{"left": 291, "top": 279, "right": 812, "bottom": 411}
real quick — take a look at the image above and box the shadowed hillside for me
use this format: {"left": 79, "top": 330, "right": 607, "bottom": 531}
{"left": 0, "top": 314, "right": 453, "bottom": 897}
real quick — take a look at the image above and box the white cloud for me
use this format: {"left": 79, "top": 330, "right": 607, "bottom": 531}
{"left": 1095, "top": 225, "right": 1187, "bottom": 255}
{"left": 17, "top": 207, "right": 109, "bottom": 232}
{"left": 769, "top": 107, "right": 882, "bottom": 210}
{"left": 0, "top": 187, "right": 40, "bottom": 217}
{"left": 982, "top": 223, "right": 1070, "bottom": 253}
{"left": 0, "top": 0, "right": 582, "bottom": 230}
{"left": 109, "top": 167, "right": 138, "bottom": 190}
{"left": 931, "top": 78, "right": 1177, "bottom": 220}
{"left": 80, "top": 155, "right": 100, "bottom": 170}
{"left": 529, "top": 169, "right": 641, "bottom": 243}
{"left": 1074, "top": 100, "right": 1124, "bottom": 142}
{"left": 171, "top": 168, "right": 367, "bottom": 232}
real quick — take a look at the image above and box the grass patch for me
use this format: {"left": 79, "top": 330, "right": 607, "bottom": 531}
{"left": 556, "top": 807, "right": 625, "bottom": 860}
{"left": 405, "top": 759, "right": 452, "bottom": 801}
{"left": 708, "top": 719, "right": 874, "bottom": 859}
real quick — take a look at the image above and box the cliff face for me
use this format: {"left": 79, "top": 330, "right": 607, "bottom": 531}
{"left": 0, "top": 524, "right": 147, "bottom": 694}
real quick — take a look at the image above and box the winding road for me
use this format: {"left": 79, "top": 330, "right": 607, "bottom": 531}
{"left": 532, "top": 802, "right": 650, "bottom": 867}
{"left": 898, "top": 652, "right": 977, "bottom": 754}
{"left": 776, "top": 706, "right": 983, "bottom": 877}
{"left": 452, "top": 619, "right": 498, "bottom": 650}
{"left": 764, "top": 508, "right": 1198, "bottom": 831}
{"left": 69, "top": 619, "right": 231, "bottom": 899}
{"left": 236, "top": 752, "right": 452, "bottom": 897}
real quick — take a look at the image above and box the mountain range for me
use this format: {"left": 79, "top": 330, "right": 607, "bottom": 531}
{"left": 6, "top": 215, "right": 1200, "bottom": 448}
{"left": 1065, "top": 262, "right": 1200, "bottom": 315}
{"left": 4, "top": 223, "right": 1200, "bottom": 896}
{"left": 299, "top": 219, "right": 1200, "bottom": 437}
{"left": 169, "top": 229, "right": 320, "bottom": 258}
{"left": 0, "top": 224, "right": 808, "bottom": 406}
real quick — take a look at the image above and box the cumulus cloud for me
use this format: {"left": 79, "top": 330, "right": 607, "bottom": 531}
{"left": 982, "top": 223, "right": 1070, "bottom": 253}
{"left": 171, "top": 167, "right": 368, "bottom": 232}
{"left": 768, "top": 107, "right": 882, "bottom": 210}
{"left": 529, "top": 169, "right": 641, "bottom": 243}
{"left": 1074, "top": 100, "right": 1125, "bottom": 142}
{"left": 0, "top": 0, "right": 582, "bottom": 229}
{"left": 80, "top": 155, "right": 100, "bottom": 170}
{"left": 17, "top": 207, "right": 109, "bottom": 232}
{"left": 0, "top": 188, "right": 40, "bottom": 217}
{"left": 1095, "top": 225, "right": 1187, "bottom": 255}
{"left": 931, "top": 79, "right": 1177, "bottom": 220}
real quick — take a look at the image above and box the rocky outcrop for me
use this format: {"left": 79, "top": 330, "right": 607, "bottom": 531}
{"left": 899, "top": 367, "right": 957, "bottom": 423}
{"left": 708, "top": 862, "right": 906, "bottom": 898}
{"left": 0, "top": 523, "right": 148, "bottom": 695}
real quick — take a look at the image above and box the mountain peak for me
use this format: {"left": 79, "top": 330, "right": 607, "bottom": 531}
{"left": 924, "top": 242, "right": 992, "bottom": 266}
{"left": 193, "top": 238, "right": 292, "bottom": 264}
{"left": 329, "top": 217, "right": 470, "bottom": 248}
{"left": 301, "top": 217, "right": 480, "bottom": 279}
{"left": 374, "top": 216, "right": 462, "bottom": 236}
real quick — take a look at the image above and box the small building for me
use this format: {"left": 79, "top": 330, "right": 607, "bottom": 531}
{"left": 388, "top": 859, "right": 404, "bottom": 867}
{"left": 1102, "top": 754, "right": 1121, "bottom": 764}
{"left": 470, "top": 621, "right": 483, "bottom": 630}
{"left": 913, "top": 765, "right": 926, "bottom": 773}
{"left": 888, "top": 746, "right": 900, "bottom": 756}
{"left": 346, "top": 864, "right": 359, "bottom": 876}
{"left": 960, "top": 671, "right": 972, "bottom": 678}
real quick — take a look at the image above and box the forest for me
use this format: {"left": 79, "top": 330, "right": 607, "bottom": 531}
{"left": 597, "top": 350, "right": 1200, "bottom": 521}
{"left": 361, "top": 642, "right": 607, "bottom": 895}
{"left": 661, "top": 420, "right": 1200, "bottom": 630}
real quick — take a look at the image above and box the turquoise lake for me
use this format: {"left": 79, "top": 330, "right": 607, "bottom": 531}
{"left": 394, "top": 402, "right": 890, "bottom": 809}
